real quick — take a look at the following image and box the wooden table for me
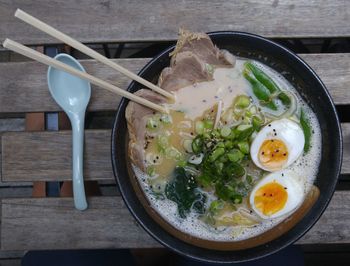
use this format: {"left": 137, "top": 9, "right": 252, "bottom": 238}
{"left": 0, "top": 0, "right": 349, "bottom": 264}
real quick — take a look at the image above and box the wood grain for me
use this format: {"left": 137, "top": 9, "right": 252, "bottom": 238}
{"left": 1, "top": 0, "right": 350, "bottom": 45}
{"left": 0, "top": 58, "right": 145, "bottom": 113}
{"left": 1, "top": 130, "right": 113, "bottom": 181}
{"left": 1, "top": 124, "right": 349, "bottom": 182}
{"left": 0, "top": 196, "right": 160, "bottom": 250}
{"left": 0, "top": 54, "right": 350, "bottom": 114}
{"left": 0, "top": 191, "right": 349, "bottom": 250}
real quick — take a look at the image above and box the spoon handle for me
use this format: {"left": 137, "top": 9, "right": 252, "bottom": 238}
{"left": 71, "top": 112, "right": 88, "bottom": 210}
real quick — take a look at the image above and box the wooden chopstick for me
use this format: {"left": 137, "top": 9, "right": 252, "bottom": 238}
{"left": 14, "top": 9, "right": 175, "bottom": 101}
{"left": 3, "top": 39, "right": 167, "bottom": 113}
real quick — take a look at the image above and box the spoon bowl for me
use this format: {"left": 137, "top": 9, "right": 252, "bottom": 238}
{"left": 47, "top": 53, "right": 91, "bottom": 210}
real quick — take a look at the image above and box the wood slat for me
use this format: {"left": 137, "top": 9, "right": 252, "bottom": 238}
{"left": 0, "top": 196, "right": 160, "bottom": 250}
{"left": 2, "top": 124, "right": 349, "bottom": 182}
{"left": 1, "top": 130, "right": 113, "bottom": 182}
{"left": 1, "top": 54, "right": 350, "bottom": 114}
{"left": 1, "top": 0, "right": 350, "bottom": 45}
{"left": 1, "top": 191, "right": 349, "bottom": 250}
{"left": 0, "top": 58, "right": 147, "bottom": 113}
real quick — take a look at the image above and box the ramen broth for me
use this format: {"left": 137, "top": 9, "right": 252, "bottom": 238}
{"left": 133, "top": 58, "right": 321, "bottom": 241}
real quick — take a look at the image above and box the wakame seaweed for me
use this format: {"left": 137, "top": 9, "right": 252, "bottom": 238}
{"left": 165, "top": 167, "right": 206, "bottom": 218}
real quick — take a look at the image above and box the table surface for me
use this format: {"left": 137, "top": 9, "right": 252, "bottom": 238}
{"left": 0, "top": 0, "right": 349, "bottom": 260}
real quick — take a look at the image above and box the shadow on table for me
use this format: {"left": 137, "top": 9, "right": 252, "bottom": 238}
{"left": 21, "top": 245, "right": 304, "bottom": 266}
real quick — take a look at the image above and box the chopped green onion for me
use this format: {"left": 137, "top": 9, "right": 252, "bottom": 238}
{"left": 237, "top": 141, "right": 249, "bottom": 154}
{"left": 234, "top": 95, "right": 251, "bottom": 108}
{"left": 192, "top": 136, "right": 204, "bottom": 154}
{"left": 195, "top": 121, "right": 204, "bottom": 134}
{"left": 146, "top": 166, "right": 156, "bottom": 176}
{"left": 146, "top": 117, "right": 160, "bottom": 130}
{"left": 157, "top": 135, "right": 169, "bottom": 150}
{"left": 252, "top": 116, "right": 263, "bottom": 131}
{"left": 209, "top": 147, "right": 225, "bottom": 162}
{"left": 220, "top": 126, "right": 231, "bottom": 137}
{"left": 203, "top": 119, "right": 214, "bottom": 129}
{"left": 227, "top": 149, "right": 244, "bottom": 162}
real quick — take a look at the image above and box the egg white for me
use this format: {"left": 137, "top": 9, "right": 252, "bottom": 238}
{"left": 249, "top": 170, "right": 304, "bottom": 219}
{"left": 250, "top": 118, "right": 305, "bottom": 172}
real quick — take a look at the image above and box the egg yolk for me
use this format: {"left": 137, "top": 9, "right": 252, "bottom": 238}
{"left": 258, "top": 139, "right": 288, "bottom": 170}
{"left": 254, "top": 182, "right": 288, "bottom": 216}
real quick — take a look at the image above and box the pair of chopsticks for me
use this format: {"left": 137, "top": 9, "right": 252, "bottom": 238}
{"left": 3, "top": 9, "right": 172, "bottom": 113}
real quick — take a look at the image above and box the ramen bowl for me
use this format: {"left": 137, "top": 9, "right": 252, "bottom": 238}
{"left": 111, "top": 31, "right": 342, "bottom": 263}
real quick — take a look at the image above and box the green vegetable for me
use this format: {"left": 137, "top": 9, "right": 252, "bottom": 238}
{"left": 223, "top": 162, "right": 245, "bottom": 178}
{"left": 146, "top": 166, "right": 156, "bottom": 176}
{"left": 203, "top": 119, "right": 214, "bottom": 129}
{"left": 237, "top": 141, "right": 249, "bottom": 154}
{"left": 300, "top": 109, "right": 312, "bottom": 153}
{"left": 224, "top": 140, "right": 234, "bottom": 149}
{"left": 243, "top": 69, "right": 271, "bottom": 102}
{"left": 195, "top": 121, "right": 205, "bottom": 134}
{"left": 157, "top": 135, "right": 169, "bottom": 152}
{"left": 278, "top": 91, "right": 291, "bottom": 107}
{"left": 209, "top": 200, "right": 224, "bottom": 214}
{"left": 244, "top": 61, "right": 293, "bottom": 110}
{"left": 220, "top": 126, "right": 231, "bottom": 137}
{"left": 264, "top": 100, "right": 278, "bottom": 111}
{"left": 197, "top": 172, "right": 213, "bottom": 187}
{"left": 165, "top": 147, "right": 182, "bottom": 160}
{"left": 234, "top": 95, "right": 251, "bottom": 108}
{"left": 235, "top": 125, "right": 254, "bottom": 141}
{"left": 252, "top": 116, "right": 263, "bottom": 131}
{"left": 165, "top": 167, "right": 206, "bottom": 218}
{"left": 245, "top": 61, "right": 279, "bottom": 94}
{"left": 146, "top": 117, "right": 160, "bottom": 130}
{"left": 246, "top": 174, "right": 253, "bottom": 185}
{"left": 192, "top": 135, "right": 204, "bottom": 154}
{"left": 209, "top": 147, "right": 225, "bottom": 162}
{"left": 227, "top": 149, "right": 244, "bottom": 162}
{"left": 215, "top": 182, "right": 243, "bottom": 204}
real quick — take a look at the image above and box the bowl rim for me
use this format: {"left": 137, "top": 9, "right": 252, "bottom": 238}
{"left": 111, "top": 31, "right": 343, "bottom": 263}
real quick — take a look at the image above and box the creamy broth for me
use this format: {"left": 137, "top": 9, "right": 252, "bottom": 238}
{"left": 133, "top": 58, "right": 322, "bottom": 242}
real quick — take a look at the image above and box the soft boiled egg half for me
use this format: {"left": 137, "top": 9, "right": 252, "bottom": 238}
{"left": 250, "top": 118, "right": 304, "bottom": 172}
{"left": 249, "top": 170, "right": 304, "bottom": 219}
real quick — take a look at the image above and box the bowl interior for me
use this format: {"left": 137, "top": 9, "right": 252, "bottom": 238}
{"left": 112, "top": 32, "right": 342, "bottom": 263}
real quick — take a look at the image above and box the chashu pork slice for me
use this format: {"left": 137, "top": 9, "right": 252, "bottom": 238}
{"left": 126, "top": 30, "right": 236, "bottom": 171}
{"left": 125, "top": 89, "right": 167, "bottom": 171}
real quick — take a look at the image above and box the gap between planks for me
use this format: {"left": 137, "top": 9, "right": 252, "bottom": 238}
{"left": 0, "top": 54, "right": 349, "bottom": 114}
{"left": 1, "top": 123, "right": 349, "bottom": 182}
{"left": 0, "top": 191, "right": 349, "bottom": 251}
{"left": 1, "top": 0, "right": 350, "bottom": 45}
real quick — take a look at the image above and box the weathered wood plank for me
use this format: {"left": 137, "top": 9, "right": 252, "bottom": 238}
{"left": 299, "top": 54, "right": 350, "bottom": 106}
{"left": 1, "top": 130, "right": 113, "bottom": 182}
{"left": 0, "top": 259, "right": 21, "bottom": 266}
{"left": 1, "top": 0, "right": 350, "bottom": 45}
{"left": 0, "top": 196, "right": 160, "bottom": 250}
{"left": 0, "top": 54, "right": 350, "bottom": 113}
{"left": 1, "top": 191, "right": 349, "bottom": 250}
{"left": 2, "top": 124, "right": 349, "bottom": 182}
{"left": 0, "top": 58, "right": 147, "bottom": 113}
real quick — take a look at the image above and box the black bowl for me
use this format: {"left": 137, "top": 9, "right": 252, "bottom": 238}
{"left": 111, "top": 31, "right": 342, "bottom": 263}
